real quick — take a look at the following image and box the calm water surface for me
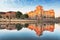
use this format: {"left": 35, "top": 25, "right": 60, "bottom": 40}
{"left": 0, "top": 23, "right": 60, "bottom": 40}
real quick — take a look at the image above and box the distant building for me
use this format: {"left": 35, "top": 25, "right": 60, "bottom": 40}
{"left": 43, "top": 10, "right": 55, "bottom": 19}
{"left": 27, "top": 5, "right": 55, "bottom": 19}
{"left": 27, "top": 11, "right": 34, "bottom": 19}
{"left": 0, "top": 11, "right": 16, "bottom": 19}
{"left": 0, "top": 12, "right": 6, "bottom": 18}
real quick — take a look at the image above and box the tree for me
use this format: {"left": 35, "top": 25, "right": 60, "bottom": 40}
{"left": 16, "top": 11, "right": 23, "bottom": 19}
{"left": 20, "top": 15, "right": 25, "bottom": 19}
{"left": 20, "top": 14, "right": 29, "bottom": 19}
{"left": 23, "top": 14, "right": 29, "bottom": 19}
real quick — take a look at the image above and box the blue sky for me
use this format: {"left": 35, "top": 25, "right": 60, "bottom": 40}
{"left": 0, "top": 0, "right": 60, "bottom": 17}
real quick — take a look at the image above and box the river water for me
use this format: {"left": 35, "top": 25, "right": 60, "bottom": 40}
{"left": 0, "top": 23, "right": 60, "bottom": 40}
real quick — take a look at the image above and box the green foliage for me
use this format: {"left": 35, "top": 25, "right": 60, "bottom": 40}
{"left": 16, "top": 11, "right": 23, "bottom": 19}
{"left": 24, "top": 23, "right": 29, "bottom": 28}
{"left": 20, "top": 15, "right": 25, "bottom": 19}
{"left": 16, "top": 11, "right": 29, "bottom": 19}
{"left": 23, "top": 14, "right": 29, "bottom": 18}
{"left": 16, "top": 24, "right": 22, "bottom": 30}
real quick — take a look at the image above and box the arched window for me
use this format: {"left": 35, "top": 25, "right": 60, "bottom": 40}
{"left": 6, "top": 16, "right": 9, "bottom": 19}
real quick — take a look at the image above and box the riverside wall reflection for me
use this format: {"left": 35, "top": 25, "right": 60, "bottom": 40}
{"left": 0, "top": 23, "right": 55, "bottom": 36}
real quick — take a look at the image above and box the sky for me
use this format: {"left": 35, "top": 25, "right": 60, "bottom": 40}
{"left": 0, "top": 0, "right": 60, "bottom": 17}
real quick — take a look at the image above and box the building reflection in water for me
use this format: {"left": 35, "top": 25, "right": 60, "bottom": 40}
{"left": 0, "top": 24, "right": 16, "bottom": 30}
{"left": 0, "top": 23, "right": 55, "bottom": 36}
{"left": 28, "top": 23, "right": 55, "bottom": 36}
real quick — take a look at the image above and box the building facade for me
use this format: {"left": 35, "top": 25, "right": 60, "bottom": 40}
{"left": 27, "top": 5, "right": 55, "bottom": 19}
{"left": 0, "top": 11, "right": 16, "bottom": 19}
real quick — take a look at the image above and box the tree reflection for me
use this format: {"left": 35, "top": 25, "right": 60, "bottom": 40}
{"left": 24, "top": 23, "right": 29, "bottom": 28}
{"left": 15, "top": 24, "right": 23, "bottom": 30}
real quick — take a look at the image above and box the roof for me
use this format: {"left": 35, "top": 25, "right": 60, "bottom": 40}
{"left": 0, "top": 12, "right": 6, "bottom": 14}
